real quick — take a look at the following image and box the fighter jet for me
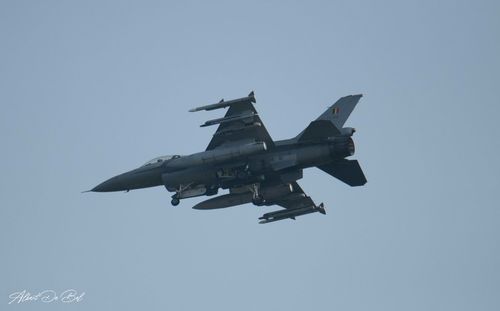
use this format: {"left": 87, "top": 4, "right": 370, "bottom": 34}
{"left": 90, "top": 92, "right": 367, "bottom": 223}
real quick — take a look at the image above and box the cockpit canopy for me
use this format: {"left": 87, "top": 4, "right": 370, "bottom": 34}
{"left": 142, "top": 155, "right": 180, "bottom": 166}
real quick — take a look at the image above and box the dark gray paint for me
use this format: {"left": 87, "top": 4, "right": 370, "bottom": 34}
{"left": 90, "top": 93, "right": 366, "bottom": 223}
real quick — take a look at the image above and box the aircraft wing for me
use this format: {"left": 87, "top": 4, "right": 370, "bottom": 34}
{"left": 190, "top": 92, "right": 275, "bottom": 150}
{"left": 192, "top": 180, "right": 326, "bottom": 224}
{"left": 258, "top": 182, "right": 326, "bottom": 224}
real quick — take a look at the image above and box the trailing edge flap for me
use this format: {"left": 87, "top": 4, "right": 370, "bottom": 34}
{"left": 317, "top": 160, "right": 367, "bottom": 186}
{"left": 297, "top": 120, "right": 340, "bottom": 142}
{"left": 192, "top": 192, "right": 253, "bottom": 210}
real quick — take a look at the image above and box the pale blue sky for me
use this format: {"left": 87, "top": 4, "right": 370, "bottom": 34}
{"left": 1, "top": 1, "right": 499, "bottom": 310}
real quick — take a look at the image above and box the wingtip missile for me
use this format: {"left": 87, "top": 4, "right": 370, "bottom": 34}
{"left": 258, "top": 203, "right": 326, "bottom": 223}
{"left": 189, "top": 92, "right": 256, "bottom": 112}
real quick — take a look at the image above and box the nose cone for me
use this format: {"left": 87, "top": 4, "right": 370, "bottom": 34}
{"left": 91, "top": 175, "right": 128, "bottom": 192}
{"left": 90, "top": 166, "right": 164, "bottom": 193}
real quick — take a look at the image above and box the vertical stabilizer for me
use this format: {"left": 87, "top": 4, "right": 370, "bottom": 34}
{"left": 316, "top": 94, "right": 362, "bottom": 129}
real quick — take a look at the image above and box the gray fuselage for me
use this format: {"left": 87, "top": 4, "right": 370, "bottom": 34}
{"left": 91, "top": 136, "right": 354, "bottom": 194}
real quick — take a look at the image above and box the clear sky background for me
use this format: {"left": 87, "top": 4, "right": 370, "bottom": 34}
{"left": 1, "top": 1, "right": 499, "bottom": 310}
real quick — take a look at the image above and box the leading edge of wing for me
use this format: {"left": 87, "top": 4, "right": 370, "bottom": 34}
{"left": 196, "top": 92, "right": 275, "bottom": 150}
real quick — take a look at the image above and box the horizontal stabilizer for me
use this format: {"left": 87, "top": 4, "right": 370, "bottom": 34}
{"left": 317, "top": 160, "right": 367, "bottom": 186}
{"left": 297, "top": 120, "right": 340, "bottom": 142}
{"left": 193, "top": 192, "right": 253, "bottom": 210}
